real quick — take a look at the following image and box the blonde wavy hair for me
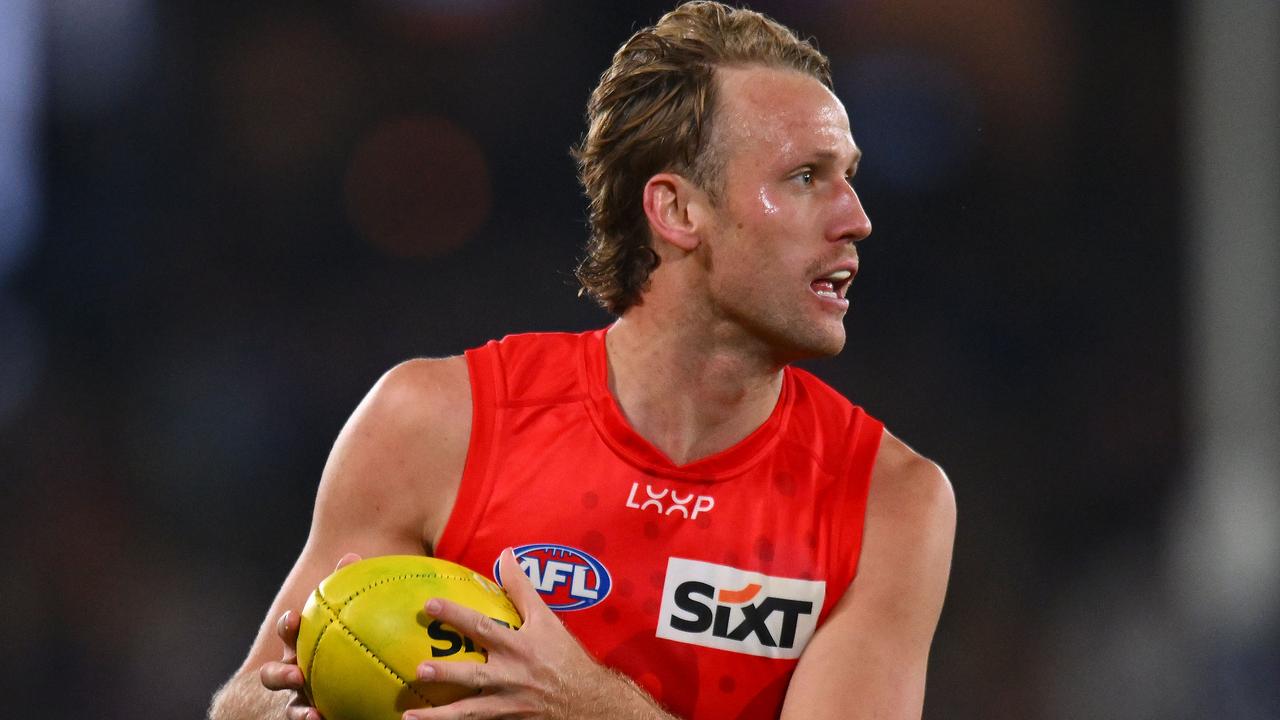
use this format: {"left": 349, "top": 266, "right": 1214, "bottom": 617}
{"left": 573, "top": 1, "right": 832, "bottom": 314}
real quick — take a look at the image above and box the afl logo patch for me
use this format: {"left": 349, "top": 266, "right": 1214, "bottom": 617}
{"left": 497, "top": 544, "right": 612, "bottom": 612}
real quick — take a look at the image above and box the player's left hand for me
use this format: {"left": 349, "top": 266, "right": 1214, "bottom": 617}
{"left": 403, "top": 548, "right": 664, "bottom": 720}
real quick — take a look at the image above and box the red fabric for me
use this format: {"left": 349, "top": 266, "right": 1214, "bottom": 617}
{"left": 436, "top": 329, "right": 883, "bottom": 719}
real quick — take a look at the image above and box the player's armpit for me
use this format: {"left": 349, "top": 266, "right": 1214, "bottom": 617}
{"left": 778, "top": 431, "right": 956, "bottom": 720}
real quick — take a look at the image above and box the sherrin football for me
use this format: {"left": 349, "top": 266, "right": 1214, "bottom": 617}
{"left": 297, "top": 555, "right": 523, "bottom": 720}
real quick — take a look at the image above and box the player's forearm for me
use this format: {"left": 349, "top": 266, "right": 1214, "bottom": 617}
{"left": 208, "top": 671, "right": 287, "bottom": 720}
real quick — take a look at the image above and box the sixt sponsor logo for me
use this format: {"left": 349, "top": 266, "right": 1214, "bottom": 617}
{"left": 625, "top": 482, "right": 715, "bottom": 519}
{"left": 656, "top": 557, "right": 825, "bottom": 659}
{"left": 497, "top": 544, "right": 611, "bottom": 612}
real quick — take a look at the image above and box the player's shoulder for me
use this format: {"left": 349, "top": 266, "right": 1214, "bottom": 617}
{"left": 869, "top": 430, "right": 955, "bottom": 531}
{"left": 379, "top": 354, "right": 470, "bottom": 395}
{"left": 319, "top": 356, "right": 472, "bottom": 529}
{"left": 333, "top": 355, "right": 472, "bottom": 462}
{"left": 365, "top": 355, "right": 470, "bottom": 418}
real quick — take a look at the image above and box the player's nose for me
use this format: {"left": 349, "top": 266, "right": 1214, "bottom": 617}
{"left": 829, "top": 181, "right": 872, "bottom": 244}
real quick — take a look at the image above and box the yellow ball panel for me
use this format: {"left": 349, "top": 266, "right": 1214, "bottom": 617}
{"left": 297, "top": 555, "right": 522, "bottom": 720}
{"left": 306, "top": 614, "right": 430, "bottom": 720}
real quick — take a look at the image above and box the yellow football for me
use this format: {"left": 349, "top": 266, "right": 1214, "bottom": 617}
{"left": 297, "top": 555, "right": 522, "bottom": 720}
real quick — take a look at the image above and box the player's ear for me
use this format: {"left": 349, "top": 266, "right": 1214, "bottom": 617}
{"left": 643, "top": 172, "right": 705, "bottom": 252}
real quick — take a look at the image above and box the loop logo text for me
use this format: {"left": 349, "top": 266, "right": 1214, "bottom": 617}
{"left": 625, "top": 482, "right": 715, "bottom": 519}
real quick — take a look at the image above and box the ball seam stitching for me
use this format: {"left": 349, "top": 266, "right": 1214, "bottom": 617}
{"left": 303, "top": 598, "right": 332, "bottom": 681}
{"left": 334, "top": 572, "right": 474, "bottom": 604}
{"left": 315, "top": 591, "right": 433, "bottom": 708}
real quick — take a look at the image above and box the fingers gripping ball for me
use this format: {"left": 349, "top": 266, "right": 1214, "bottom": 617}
{"left": 297, "top": 555, "right": 522, "bottom": 720}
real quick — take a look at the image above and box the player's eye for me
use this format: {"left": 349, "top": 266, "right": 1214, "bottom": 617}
{"left": 796, "top": 170, "right": 814, "bottom": 185}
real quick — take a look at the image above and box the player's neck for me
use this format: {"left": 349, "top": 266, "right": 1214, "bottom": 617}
{"left": 604, "top": 314, "right": 784, "bottom": 466}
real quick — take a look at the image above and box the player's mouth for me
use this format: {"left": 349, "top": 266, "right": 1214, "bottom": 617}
{"left": 810, "top": 266, "right": 856, "bottom": 303}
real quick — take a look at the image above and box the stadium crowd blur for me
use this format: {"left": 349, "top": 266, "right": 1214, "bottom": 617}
{"left": 1, "top": 1, "right": 1275, "bottom": 718}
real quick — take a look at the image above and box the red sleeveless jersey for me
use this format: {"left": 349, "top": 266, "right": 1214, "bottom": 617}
{"left": 435, "top": 329, "right": 883, "bottom": 719}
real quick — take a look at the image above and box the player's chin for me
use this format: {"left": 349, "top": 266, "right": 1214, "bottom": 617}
{"left": 805, "top": 308, "right": 847, "bottom": 346}
{"left": 812, "top": 329, "right": 846, "bottom": 357}
{"left": 782, "top": 323, "right": 845, "bottom": 361}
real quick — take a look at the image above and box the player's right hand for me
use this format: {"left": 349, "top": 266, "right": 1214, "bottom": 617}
{"left": 259, "top": 553, "right": 363, "bottom": 720}
{"left": 259, "top": 608, "right": 321, "bottom": 720}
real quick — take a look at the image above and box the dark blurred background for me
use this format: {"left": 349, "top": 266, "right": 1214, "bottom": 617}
{"left": 2, "top": 1, "right": 1276, "bottom": 718}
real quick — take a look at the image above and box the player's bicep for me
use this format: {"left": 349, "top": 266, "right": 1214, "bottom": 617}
{"left": 780, "top": 440, "right": 955, "bottom": 720}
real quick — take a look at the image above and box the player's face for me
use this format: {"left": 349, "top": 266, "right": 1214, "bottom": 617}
{"left": 701, "top": 65, "right": 871, "bottom": 361}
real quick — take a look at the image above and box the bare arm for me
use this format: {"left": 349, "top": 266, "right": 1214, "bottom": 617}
{"left": 779, "top": 430, "right": 956, "bottom": 720}
{"left": 209, "top": 357, "right": 473, "bottom": 720}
